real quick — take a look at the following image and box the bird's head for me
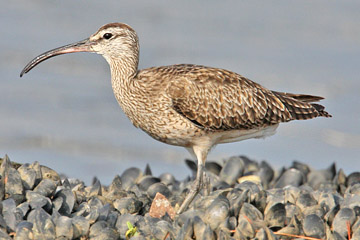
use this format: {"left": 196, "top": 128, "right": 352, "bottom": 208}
{"left": 89, "top": 23, "right": 139, "bottom": 62}
{"left": 20, "top": 23, "right": 139, "bottom": 77}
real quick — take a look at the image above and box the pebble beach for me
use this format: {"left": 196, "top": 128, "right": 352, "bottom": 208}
{"left": 0, "top": 154, "right": 359, "bottom": 239}
{"left": 2, "top": 1, "right": 359, "bottom": 240}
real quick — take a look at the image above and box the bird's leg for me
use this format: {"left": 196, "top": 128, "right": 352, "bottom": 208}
{"left": 202, "top": 171, "right": 210, "bottom": 196}
{"left": 177, "top": 146, "right": 207, "bottom": 214}
{"left": 177, "top": 160, "right": 203, "bottom": 214}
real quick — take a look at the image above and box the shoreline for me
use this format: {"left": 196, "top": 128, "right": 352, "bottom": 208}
{"left": 0, "top": 154, "right": 359, "bottom": 239}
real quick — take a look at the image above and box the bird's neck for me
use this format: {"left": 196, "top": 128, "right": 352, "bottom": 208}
{"left": 107, "top": 53, "right": 138, "bottom": 78}
{"left": 108, "top": 56, "right": 142, "bottom": 124}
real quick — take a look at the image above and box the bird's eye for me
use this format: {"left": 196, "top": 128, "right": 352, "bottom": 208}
{"left": 103, "top": 33, "right": 113, "bottom": 39}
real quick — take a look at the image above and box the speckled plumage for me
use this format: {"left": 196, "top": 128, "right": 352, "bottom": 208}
{"left": 111, "top": 61, "right": 331, "bottom": 148}
{"left": 20, "top": 23, "right": 331, "bottom": 213}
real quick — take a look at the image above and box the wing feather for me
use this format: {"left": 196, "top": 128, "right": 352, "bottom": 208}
{"left": 138, "top": 64, "right": 331, "bottom": 131}
{"left": 161, "top": 64, "right": 295, "bottom": 130}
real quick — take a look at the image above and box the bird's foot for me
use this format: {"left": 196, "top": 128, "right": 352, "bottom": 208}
{"left": 177, "top": 177, "right": 202, "bottom": 214}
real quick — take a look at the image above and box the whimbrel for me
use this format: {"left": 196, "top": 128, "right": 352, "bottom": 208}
{"left": 20, "top": 23, "right": 331, "bottom": 213}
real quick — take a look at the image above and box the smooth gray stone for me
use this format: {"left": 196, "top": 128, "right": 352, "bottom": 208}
{"left": 203, "top": 195, "right": 230, "bottom": 230}
{"left": 219, "top": 157, "right": 244, "bottom": 185}
{"left": 264, "top": 202, "right": 286, "bottom": 228}
{"left": 303, "top": 214, "right": 326, "bottom": 238}
{"left": 332, "top": 207, "right": 356, "bottom": 237}
{"left": 121, "top": 167, "right": 142, "bottom": 189}
{"left": 274, "top": 168, "right": 305, "bottom": 188}
{"left": 113, "top": 197, "right": 142, "bottom": 215}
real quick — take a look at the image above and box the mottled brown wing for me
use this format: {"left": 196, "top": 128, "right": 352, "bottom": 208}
{"left": 163, "top": 64, "right": 295, "bottom": 130}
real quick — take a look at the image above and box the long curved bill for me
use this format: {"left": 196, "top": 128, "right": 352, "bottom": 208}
{"left": 20, "top": 38, "right": 95, "bottom": 77}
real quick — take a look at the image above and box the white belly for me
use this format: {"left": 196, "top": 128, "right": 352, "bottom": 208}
{"left": 214, "top": 124, "right": 279, "bottom": 144}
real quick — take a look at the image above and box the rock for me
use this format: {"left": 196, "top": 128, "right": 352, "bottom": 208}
{"left": 89, "top": 220, "right": 119, "bottom": 240}
{"left": 17, "top": 164, "right": 37, "bottom": 190}
{"left": 2, "top": 198, "right": 17, "bottom": 232}
{"left": 332, "top": 207, "right": 356, "bottom": 237}
{"left": 149, "top": 192, "right": 175, "bottom": 219}
{"left": 113, "top": 197, "right": 143, "bottom": 215}
{"left": 15, "top": 221, "right": 34, "bottom": 240}
{"left": 303, "top": 214, "right": 326, "bottom": 238}
{"left": 55, "top": 189, "right": 75, "bottom": 216}
{"left": 219, "top": 157, "right": 244, "bottom": 185}
{"left": 72, "top": 216, "right": 90, "bottom": 239}
{"left": 87, "top": 178, "right": 102, "bottom": 198}
{"left": 159, "top": 173, "right": 176, "bottom": 186}
{"left": 347, "top": 172, "right": 360, "bottom": 187}
{"left": 138, "top": 175, "right": 160, "bottom": 191}
{"left": 176, "top": 218, "right": 194, "bottom": 240}
{"left": 236, "top": 215, "right": 255, "bottom": 239}
{"left": 296, "top": 191, "right": 317, "bottom": 211}
{"left": 55, "top": 216, "right": 73, "bottom": 239}
{"left": 33, "top": 179, "right": 57, "bottom": 197}
{"left": 239, "top": 202, "right": 263, "bottom": 222}
{"left": 147, "top": 182, "right": 172, "bottom": 199}
{"left": 115, "top": 214, "right": 141, "bottom": 239}
{"left": 5, "top": 168, "right": 24, "bottom": 204}
{"left": 121, "top": 167, "right": 142, "bottom": 189}
{"left": 193, "top": 216, "right": 215, "bottom": 240}
{"left": 264, "top": 202, "right": 286, "bottom": 228}
{"left": 26, "top": 191, "right": 52, "bottom": 212}
{"left": 274, "top": 168, "right": 305, "bottom": 188}
{"left": 0, "top": 154, "right": 359, "bottom": 239}
{"left": 27, "top": 208, "right": 56, "bottom": 240}
{"left": 203, "top": 195, "right": 230, "bottom": 230}
{"left": 40, "top": 165, "right": 60, "bottom": 182}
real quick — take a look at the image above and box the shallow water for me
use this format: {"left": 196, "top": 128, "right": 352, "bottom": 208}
{"left": 1, "top": 1, "right": 359, "bottom": 184}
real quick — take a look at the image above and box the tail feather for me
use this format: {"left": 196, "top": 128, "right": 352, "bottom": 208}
{"left": 311, "top": 103, "right": 332, "bottom": 117}
{"left": 272, "top": 91, "right": 332, "bottom": 120}
{"left": 272, "top": 91, "right": 324, "bottom": 102}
